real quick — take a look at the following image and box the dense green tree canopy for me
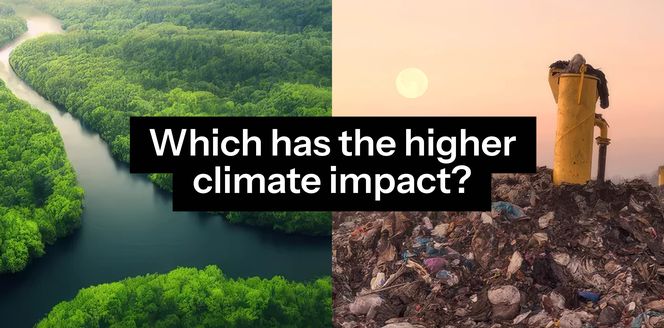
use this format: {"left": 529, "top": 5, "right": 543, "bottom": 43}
{"left": 28, "top": 0, "right": 331, "bottom": 33}
{"left": 38, "top": 266, "right": 332, "bottom": 328}
{"left": 226, "top": 211, "right": 330, "bottom": 236}
{"left": 10, "top": 0, "right": 331, "bottom": 235}
{"left": 0, "top": 80, "right": 84, "bottom": 273}
{"left": 0, "top": 3, "right": 26, "bottom": 45}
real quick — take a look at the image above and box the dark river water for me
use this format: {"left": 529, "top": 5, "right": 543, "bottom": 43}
{"left": 0, "top": 10, "right": 330, "bottom": 327}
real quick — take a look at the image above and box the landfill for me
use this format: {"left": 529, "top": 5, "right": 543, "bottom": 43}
{"left": 333, "top": 167, "right": 664, "bottom": 327}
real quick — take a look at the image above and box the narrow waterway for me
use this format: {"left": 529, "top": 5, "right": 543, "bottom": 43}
{"left": 0, "top": 10, "right": 330, "bottom": 327}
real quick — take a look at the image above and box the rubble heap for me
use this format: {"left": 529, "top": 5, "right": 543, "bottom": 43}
{"left": 333, "top": 167, "right": 664, "bottom": 328}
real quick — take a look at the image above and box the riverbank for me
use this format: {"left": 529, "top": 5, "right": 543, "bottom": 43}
{"left": 0, "top": 10, "right": 330, "bottom": 328}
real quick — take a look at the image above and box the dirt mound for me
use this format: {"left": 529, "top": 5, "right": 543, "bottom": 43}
{"left": 333, "top": 167, "right": 664, "bottom": 327}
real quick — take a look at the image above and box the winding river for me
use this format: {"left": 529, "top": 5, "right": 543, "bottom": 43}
{"left": 0, "top": 9, "right": 330, "bottom": 327}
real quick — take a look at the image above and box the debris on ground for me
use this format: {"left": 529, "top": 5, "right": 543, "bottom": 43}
{"left": 333, "top": 167, "right": 664, "bottom": 327}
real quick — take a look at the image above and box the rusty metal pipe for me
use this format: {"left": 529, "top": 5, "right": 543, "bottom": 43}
{"left": 597, "top": 144, "right": 608, "bottom": 182}
{"left": 594, "top": 114, "right": 610, "bottom": 183}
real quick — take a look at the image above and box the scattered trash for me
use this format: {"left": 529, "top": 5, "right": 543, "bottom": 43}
{"left": 413, "top": 237, "right": 430, "bottom": 249}
{"left": 538, "top": 211, "right": 555, "bottom": 228}
{"left": 512, "top": 310, "right": 531, "bottom": 324}
{"left": 506, "top": 251, "right": 523, "bottom": 278}
{"left": 488, "top": 285, "right": 521, "bottom": 320}
{"left": 333, "top": 167, "right": 664, "bottom": 327}
{"left": 423, "top": 257, "right": 446, "bottom": 273}
{"left": 542, "top": 290, "right": 566, "bottom": 316}
{"left": 559, "top": 312, "right": 582, "bottom": 328}
{"left": 435, "top": 270, "right": 459, "bottom": 286}
{"left": 577, "top": 290, "right": 600, "bottom": 303}
{"left": 631, "top": 310, "right": 664, "bottom": 328}
{"left": 405, "top": 259, "right": 431, "bottom": 284}
{"left": 598, "top": 305, "right": 620, "bottom": 326}
{"left": 421, "top": 217, "right": 433, "bottom": 230}
{"left": 380, "top": 323, "right": 425, "bottom": 328}
{"left": 349, "top": 294, "right": 383, "bottom": 316}
{"left": 480, "top": 212, "right": 493, "bottom": 224}
{"left": 552, "top": 252, "right": 570, "bottom": 266}
{"left": 559, "top": 310, "right": 590, "bottom": 328}
{"left": 528, "top": 310, "right": 553, "bottom": 327}
{"left": 646, "top": 299, "right": 664, "bottom": 312}
{"left": 431, "top": 223, "right": 449, "bottom": 238}
{"left": 371, "top": 272, "right": 386, "bottom": 290}
{"left": 531, "top": 232, "right": 549, "bottom": 246}
{"left": 491, "top": 201, "right": 527, "bottom": 220}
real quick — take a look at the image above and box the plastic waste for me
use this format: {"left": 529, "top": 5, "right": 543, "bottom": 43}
{"left": 512, "top": 310, "right": 531, "bottom": 325}
{"left": 538, "top": 211, "right": 555, "bottom": 228}
{"left": 488, "top": 285, "right": 521, "bottom": 320}
{"left": 480, "top": 212, "right": 493, "bottom": 224}
{"left": 528, "top": 311, "right": 553, "bottom": 327}
{"left": 349, "top": 294, "right": 382, "bottom": 315}
{"left": 381, "top": 323, "right": 425, "bottom": 328}
{"left": 541, "top": 291, "right": 565, "bottom": 316}
{"left": 425, "top": 243, "right": 443, "bottom": 257}
{"left": 577, "top": 290, "right": 600, "bottom": 303}
{"left": 559, "top": 310, "right": 583, "bottom": 328}
{"left": 333, "top": 168, "right": 664, "bottom": 327}
{"left": 598, "top": 305, "right": 620, "bottom": 326}
{"left": 370, "top": 272, "right": 386, "bottom": 290}
{"left": 491, "top": 201, "right": 526, "bottom": 220}
{"left": 506, "top": 251, "right": 523, "bottom": 278}
{"left": 646, "top": 299, "right": 664, "bottom": 312}
{"left": 431, "top": 223, "right": 449, "bottom": 238}
{"left": 422, "top": 216, "right": 433, "bottom": 230}
{"left": 423, "top": 257, "right": 446, "bottom": 273}
{"left": 552, "top": 252, "right": 571, "bottom": 266}
{"left": 413, "top": 237, "right": 431, "bottom": 249}
{"left": 631, "top": 310, "right": 664, "bottom": 328}
{"left": 531, "top": 232, "right": 549, "bottom": 246}
{"left": 435, "top": 270, "right": 459, "bottom": 286}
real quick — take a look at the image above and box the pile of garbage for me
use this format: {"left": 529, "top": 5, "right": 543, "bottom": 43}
{"left": 333, "top": 167, "right": 664, "bottom": 327}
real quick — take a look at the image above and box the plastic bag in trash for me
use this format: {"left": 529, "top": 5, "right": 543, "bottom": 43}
{"left": 491, "top": 201, "right": 527, "bottom": 220}
{"left": 577, "top": 290, "right": 600, "bottom": 303}
{"left": 423, "top": 257, "right": 446, "bottom": 273}
{"left": 435, "top": 269, "right": 459, "bottom": 286}
{"left": 349, "top": 294, "right": 383, "bottom": 315}
{"left": 631, "top": 310, "right": 664, "bottom": 328}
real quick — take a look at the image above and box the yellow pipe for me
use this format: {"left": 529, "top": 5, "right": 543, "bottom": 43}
{"left": 550, "top": 72, "right": 600, "bottom": 185}
{"left": 659, "top": 166, "right": 664, "bottom": 187}
{"left": 594, "top": 116, "right": 609, "bottom": 140}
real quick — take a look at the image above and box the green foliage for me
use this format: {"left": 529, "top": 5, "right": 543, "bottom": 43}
{"left": 226, "top": 212, "right": 331, "bottom": 236}
{"left": 0, "top": 3, "right": 26, "bottom": 45}
{"left": 0, "top": 80, "right": 83, "bottom": 273}
{"left": 10, "top": 21, "right": 331, "bottom": 165}
{"left": 29, "top": 0, "right": 331, "bottom": 33}
{"left": 10, "top": 0, "right": 331, "bottom": 235}
{"left": 38, "top": 265, "right": 332, "bottom": 328}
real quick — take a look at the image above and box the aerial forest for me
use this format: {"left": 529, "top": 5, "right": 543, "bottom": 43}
{"left": 0, "top": 80, "right": 84, "bottom": 273}
{"left": 38, "top": 266, "right": 332, "bottom": 328}
{"left": 0, "top": 3, "right": 25, "bottom": 44}
{"left": 2, "top": 0, "right": 332, "bottom": 325}
{"left": 10, "top": 0, "right": 332, "bottom": 235}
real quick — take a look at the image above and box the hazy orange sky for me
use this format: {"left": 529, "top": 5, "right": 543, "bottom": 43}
{"left": 333, "top": 0, "right": 664, "bottom": 179}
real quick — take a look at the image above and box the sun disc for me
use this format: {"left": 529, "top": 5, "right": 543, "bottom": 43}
{"left": 396, "top": 68, "right": 428, "bottom": 99}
